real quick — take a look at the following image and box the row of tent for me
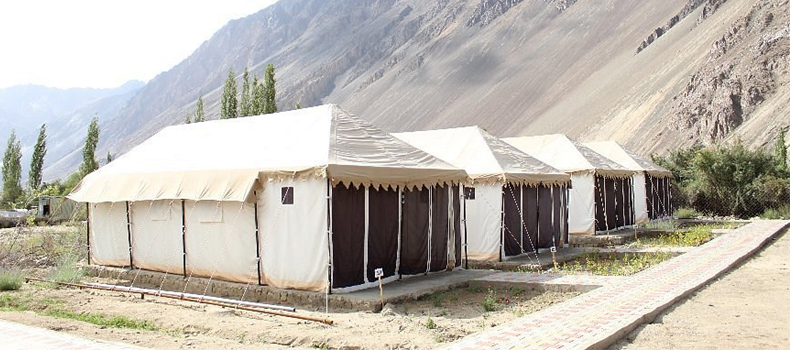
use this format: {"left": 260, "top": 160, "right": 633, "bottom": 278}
{"left": 69, "top": 104, "right": 672, "bottom": 293}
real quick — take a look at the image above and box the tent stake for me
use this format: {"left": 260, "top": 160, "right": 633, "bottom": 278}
{"left": 25, "top": 277, "right": 333, "bottom": 325}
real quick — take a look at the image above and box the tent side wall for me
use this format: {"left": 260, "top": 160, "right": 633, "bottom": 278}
{"left": 568, "top": 174, "right": 596, "bottom": 235}
{"left": 259, "top": 177, "right": 329, "bottom": 292}
{"left": 88, "top": 202, "right": 131, "bottom": 267}
{"left": 184, "top": 200, "right": 258, "bottom": 284}
{"left": 130, "top": 200, "right": 184, "bottom": 274}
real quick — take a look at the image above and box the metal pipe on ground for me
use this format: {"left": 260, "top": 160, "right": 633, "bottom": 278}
{"left": 24, "top": 277, "right": 334, "bottom": 325}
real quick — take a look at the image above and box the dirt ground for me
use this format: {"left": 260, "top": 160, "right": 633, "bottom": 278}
{"left": 609, "top": 230, "right": 790, "bottom": 350}
{"left": 0, "top": 278, "right": 577, "bottom": 349}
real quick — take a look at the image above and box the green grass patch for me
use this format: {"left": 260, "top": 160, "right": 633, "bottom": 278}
{"left": 762, "top": 204, "right": 790, "bottom": 219}
{"left": 641, "top": 220, "right": 679, "bottom": 230}
{"left": 47, "top": 254, "right": 84, "bottom": 284}
{"left": 0, "top": 293, "right": 30, "bottom": 311}
{"left": 556, "top": 251, "right": 673, "bottom": 276}
{"left": 0, "top": 269, "right": 24, "bottom": 291}
{"left": 44, "top": 309, "right": 158, "bottom": 331}
{"left": 675, "top": 207, "right": 699, "bottom": 219}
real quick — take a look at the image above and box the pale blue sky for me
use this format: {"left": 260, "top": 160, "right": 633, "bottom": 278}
{"left": 0, "top": 0, "right": 277, "bottom": 89}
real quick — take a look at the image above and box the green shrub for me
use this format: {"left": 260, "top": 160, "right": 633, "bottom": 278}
{"left": 762, "top": 204, "right": 790, "bottom": 219}
{"left": 675, "top": 207, "right": 699, "bottom": 219}
{"left": 425, "top": 317, "right": 436, "bottom": 329}
{"left": 47, "top": 254, "right": 83, "bottom": 284}
{"left": 481, "top": 289, "right": 497, "bottom": 312}
{"left": 0, "top": 269, "right": 24, "bottom": 291}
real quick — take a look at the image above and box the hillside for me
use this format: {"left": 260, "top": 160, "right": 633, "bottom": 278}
{"left": 43, "top": 0, "right": 789, "bottom": 178}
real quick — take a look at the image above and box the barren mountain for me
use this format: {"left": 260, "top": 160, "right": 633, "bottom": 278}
{"left": 41, "top": 0, "right": 789, "bottom": 178}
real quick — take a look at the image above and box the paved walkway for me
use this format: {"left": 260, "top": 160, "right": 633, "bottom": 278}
{"left": 0, "top": 319, "right": 149, "bottom": 350}
{"left": 446, "top": 220, "right": 789, "bottom": 350}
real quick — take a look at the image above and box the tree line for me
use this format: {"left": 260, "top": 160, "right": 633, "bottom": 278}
{"left": 1, "top": 116, "right": 101, "bottom": 208}
{"left": 186, "top": 64, "right": 277, "bottom": 124}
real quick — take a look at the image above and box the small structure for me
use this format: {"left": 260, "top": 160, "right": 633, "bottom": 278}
{"left": 503, "top": 135, "right": 636, "bottom": 235}
{"left": 583, "top": 141, "right": 674, "bottom": 223}
{"left": 69, "top": 104, "right": 468, "bottom": 293}
{"left": 37, "top": 196, "right": 83, "bottom": 221}
{"left": 394, "top": 126, "right": 571, "bottom": 261}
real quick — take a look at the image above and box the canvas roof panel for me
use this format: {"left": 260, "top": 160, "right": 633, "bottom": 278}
{"left": 584, "top": 141, "right": 673, "bottom": 177}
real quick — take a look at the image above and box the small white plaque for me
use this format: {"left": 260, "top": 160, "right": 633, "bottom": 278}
{"left": 550, "top": 246, "right": 557, "bottom": 253}
{"left": 374, "top": 268, "right": 384, "bottom": 278}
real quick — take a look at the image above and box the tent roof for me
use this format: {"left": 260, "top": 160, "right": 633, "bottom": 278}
{"left": 584, "top": 141, "right": 673, "bottom": 177}
{"left": 394, "top": 126, "right": 570, "bottom": 185}
{"left": 69, "top": 104, "right": 467, "bottom": 203}
{"left": 502, "top": 134, "right": 635, "bottom": 178}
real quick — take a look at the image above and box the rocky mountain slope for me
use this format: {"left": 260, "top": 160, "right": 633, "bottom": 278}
{"left": 40, "top": 0, "right": 789, "bottom": 178}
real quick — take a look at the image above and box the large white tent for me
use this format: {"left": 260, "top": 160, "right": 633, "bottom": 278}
{"left": 584, "top": 141, "right": 674, "bottom": 223}
{"left": 69, "top": 104, "right": 468, "bottom": 293}
{"left": 394, "top": 127, "right": 571, "bottom": 262}
{"left": 503, "top": 135, "right": 635, "bottom": 235}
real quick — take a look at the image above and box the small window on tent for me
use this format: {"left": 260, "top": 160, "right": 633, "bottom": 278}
{"left": 281, "top": 187, "right": 294, "bottom": 205}
{"left": 464, "top": 187, "right": 476, "bottom": 200}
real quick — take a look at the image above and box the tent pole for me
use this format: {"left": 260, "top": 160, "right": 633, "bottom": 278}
{"left": 86, "top": 203, "right": 91, "bottom": 265}
{"left": 125, "top": 201, "right": 133, "bottom": 269}
{"left": 462, "top": 186, "right": 469, "bottom": 270}
{"left": 253, "top": 196, "right": 262, "bottom": 285}
{"left": 181, "top": 200, "right": 187, "bottom": 277}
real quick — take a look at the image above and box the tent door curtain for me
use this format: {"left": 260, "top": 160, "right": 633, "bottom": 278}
{"left": 502, "top": 184, "right": 523, "bottom": 258}
{"left": 614, "top": 179, "right": 625, "bottom": 228}
{"left": 522, "top": 185, "right": 539, "bottom": 255}
{"left": 551, "top": 186, "right": 563, "bottom": 247}
{"left": 430, "top": 185, "right": 449, "bottom": 272}
{"left": 604, "top": 177, "right": 617, "bottom": 231}
{"left": 452, "top": 185, "right": 462, "bottom": 268}
{"left": 537, "top": 185, "right": 554, "bottom": 248}
{"left": 400, "top": 186, "right": 431, "bottom": 275}
{"left": 646, "top": 174, "right": 672, "bottom": 219}
{"left": 330, "top": 183, "right": 366, "bottom": 289}
{"left": 366, "top": 186, "right": 400, "bottom": 282}
{"left": 594, "top": 175, "right": 607, "bottom": 232}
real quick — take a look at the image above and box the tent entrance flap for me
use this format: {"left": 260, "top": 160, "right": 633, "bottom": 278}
{"left": 400, "top": 186, "right": 430, "bottom": 275}
{"left": 366, "top": 186, "right": 399, "bottom": 281}
{"left": 502, "top": 184, "right": 522, "bottom": 258}
{"left": 430, "top": 185, "right": 449, "bottom": 272}
{"left": 330, "top": 184, "right": 366, "bottom": 288}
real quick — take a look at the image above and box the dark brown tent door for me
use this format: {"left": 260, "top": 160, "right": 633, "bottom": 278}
{"left": 522, "top": 185, "right": 539, "bottom": 254}
{"left": 331, "top": 184, "right": 366, "bottom": 288}
{"left": 537, "top": 185, "right": 554, "bottom": 248}
{"left": 552, "top": 185, "right": 563, "bottom": 246}
{"left": 366, "top": 186, "right": 399, "bottom": 281}
{"left": 502, "top": 184, "right": 522, "bottom": 258}
{"left": 645, "top": 174, "right": 655, "bottom": 219}
{"left": 400, "top": 186, "right": 430, "bottom": 275}
{"left": 430, "top": 185, "right": 449, "bottom": 272}
{"left": 563, "top": 187, "right": 570, "bottom": 244}
{"left": 614, "top": 178, "right": 625, "bottom": 228}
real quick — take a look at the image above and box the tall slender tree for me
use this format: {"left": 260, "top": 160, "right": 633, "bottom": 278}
{"left": 220, "top": 68, "right": 238, "bottom": 119}
{"left": 2, "top": 130, "right": 23, "bottom": 206}
{"left": 28, "top": 124, "right": 47, "bottom": 190}
{"left": 775, "top": 128, "right": 787, "bottom": 173}
{"left": 263, "top": 64, "right": 277, "bottom": 114}
{"left": 79, "top": 115, "right": 100, "bottom": 177}
{"left": 194, "top": 95, "right": 205, "bottom": 122}
{"left": 252, "top": 74, "right": 265, "bottom": 115}
{"left": 240, "top": 67, "right": 253, "bottom": 117}
{"left": 185, "top": 114, "right": 192, "bottom": 124}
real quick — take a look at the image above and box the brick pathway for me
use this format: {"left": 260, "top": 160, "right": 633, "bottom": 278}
{"left": 0, "top": 319, "right": 149, "bottom": 350}
{"left": 447, "top": 220, "right": 789, "bottom": 350}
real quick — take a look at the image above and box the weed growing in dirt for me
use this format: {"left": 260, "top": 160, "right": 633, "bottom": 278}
{"left": 633, "top": 224, "right": 720, "bottom": 247}
{"left": 0, "top": 293, "right": 29, "bottom": 311}
{"left": 762, "top": 204, "right": 790, "bottom": 219}
{"left": 45, "top": 309, "right": 158, "bottom": 331}
{"left": 425, "top": 317, "right": 436, "bottom": 329}
{"left": 642, "top": 219, "right": 679, "bottom": 230}
{"left": 0, "top": 268, "right": 24, "bottom": 291}
{"left": 557, "top": 251, "right": 672, "bottom": 276}
{"left": 676, "top": 207, "right": 699, "bottom": 219}
{"left": 481, "top": 288, "right": 497, "bottom": 312}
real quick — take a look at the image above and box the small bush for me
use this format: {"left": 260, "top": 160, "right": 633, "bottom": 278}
{"left": 481, "top": 289, "right": 497, "bottom": 312}
{"left": 45, "top": 309, "right": 157, "bottom": 331}
{"left": 47, "top": 255, "right": 83, "bottom": 284}
{"left": 762, "top": 204, "right": 790, "bottom": 219}
{"left": 0, "top": 269, "right": 24, "bottom": 291}
{"left": 676, "top": 207, "right": 699, "bottom": 219}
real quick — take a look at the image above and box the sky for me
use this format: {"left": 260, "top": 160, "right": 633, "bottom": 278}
{"left": 0, "top": 0, "right": 278, "bottom": 89}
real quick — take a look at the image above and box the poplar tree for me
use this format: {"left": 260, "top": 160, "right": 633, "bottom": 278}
{"left": 775, "top": 128, "right": 788, "bottom": 173}
{"left": 240, "top": 67, "right": 253, "bottom": 117}
{"left": 1, "top": 130, "right": 23, "bottom": 206}
{"left": 28, "top": 124, "right": 47, "bottom": 190}
{"left": 263, "top": 64, "right": 277, "bottom": 114}
{"left": 252, "top": 74, "right": 265, "bottom": 115}
{"left": 194, "top": 95, "right": 205, "bottom": 122}
{"left": 220, "top": 68, "right": 238, "bottom": 119}
{"left": 79, "top": 115, "right": 100, "bottom": 177}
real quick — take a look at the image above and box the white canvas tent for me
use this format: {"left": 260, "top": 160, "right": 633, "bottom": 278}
{"left": 503, "top": 135, "right": 635, "bottom": 235}
{"left": 69, "top": 104, "right": 468, "bottom": 293}
{"left": 394, "top": 127, "right": 571, "bottom": 262}
{"left": 584, "top": 141, "right": 674, "bottom": 224}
